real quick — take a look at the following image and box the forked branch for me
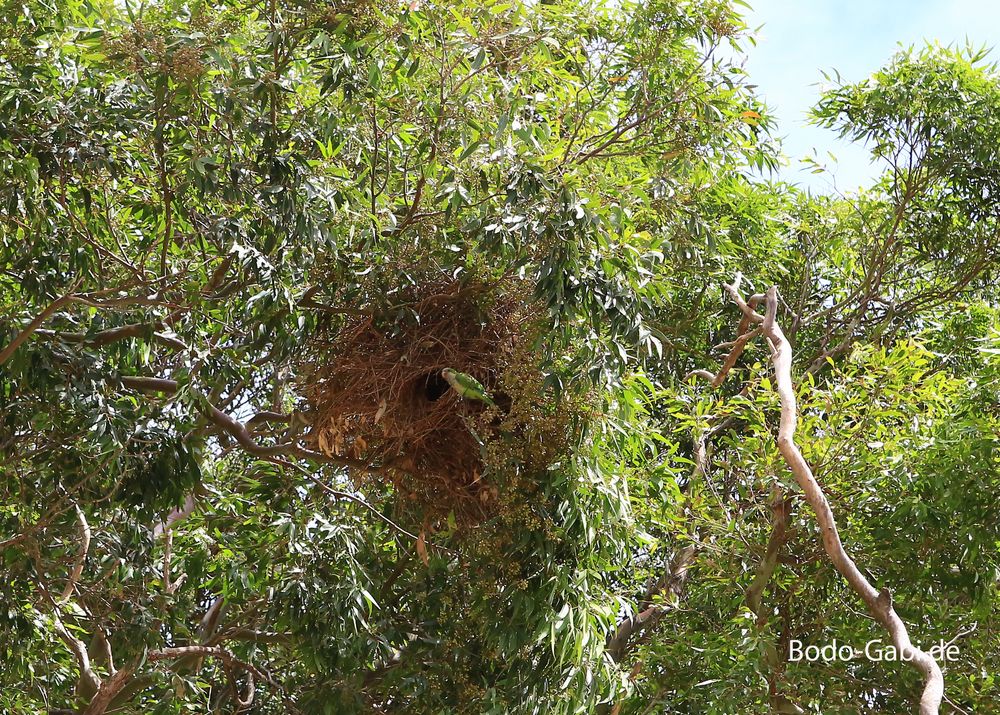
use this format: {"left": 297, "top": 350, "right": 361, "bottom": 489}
{"left": 692, "top": 282, "right": 943, "bottom": 715}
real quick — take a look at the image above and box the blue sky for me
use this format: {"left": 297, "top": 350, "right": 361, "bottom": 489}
{"left": 741, "top": 0, "right": 1000, "bottom": 193}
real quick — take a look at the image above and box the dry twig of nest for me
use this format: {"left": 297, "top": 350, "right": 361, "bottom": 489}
{"left": 298, "top": 278, "right": 532, "bottom": 521}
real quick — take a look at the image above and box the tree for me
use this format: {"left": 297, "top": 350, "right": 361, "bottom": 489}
{"left": 0, "top": 1, "right": 997, "bottom": 714}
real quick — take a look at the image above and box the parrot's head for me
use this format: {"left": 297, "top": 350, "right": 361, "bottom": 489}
{"left": 441, "top": 368, "right": 457, "bottom": 381}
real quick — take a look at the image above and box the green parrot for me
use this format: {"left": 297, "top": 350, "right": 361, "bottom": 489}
{"left": 441, "top": 368, "right": 495, "bottom": 406}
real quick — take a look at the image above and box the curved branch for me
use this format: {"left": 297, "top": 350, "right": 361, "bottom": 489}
{"left": 35, "top": 571, "right": 103, "bottom": 701}
{"left": 152, "top": 492, "right": 198, "bottom": 538}
{"left": 116, "top": 375, "right": 434, "bottom": 546}
{"left": 708, "top": 282, "right": 943, "bottom": 714}
{"left": 605, "top": 544, "right": 697, "bottom": 663}
{"left": 0, "top": 279, "right": 83, "bottom": 365}
{"left": 148, "top": 646, "right": 277, "bottom": 688}
{"left": 114, "top": 376, "right": 370, "bottom": 470}
{"left": 53, "top": 613, "right": 101, "bottom": 697}
{"left": 82, "top": 667, "right": 134, "bottom": 715}
{"left": 59, "top": 504, "right": 90, "bottom": 602}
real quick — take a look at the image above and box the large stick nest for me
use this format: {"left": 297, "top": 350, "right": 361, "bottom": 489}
{"left": 299, "top": 279, "right": 537, "bottom": 520}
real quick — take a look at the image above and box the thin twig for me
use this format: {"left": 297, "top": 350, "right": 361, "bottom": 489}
{"left": 114, "top": 374, "right": 446, "bottom": 550}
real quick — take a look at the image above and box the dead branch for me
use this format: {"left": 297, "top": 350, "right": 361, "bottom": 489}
{"left": 694, "top": 281, "right": 944, "bottom": 714}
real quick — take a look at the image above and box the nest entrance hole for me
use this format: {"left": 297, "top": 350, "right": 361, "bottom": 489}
{"left": 299, "top": 277, "right": 537, "bottom": 523}
{"left": 422, "top": 370, "right": 450, "bottom": 403}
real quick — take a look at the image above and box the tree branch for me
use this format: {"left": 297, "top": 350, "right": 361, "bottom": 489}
{"left": 605, "top": 428, "right": 712, "bottom": 667}
{"left": 82, "top": 667, "right": 134, "bottom": 715}
{"left": 35, "top": 574, "right": 102, "bottom": 698}
{"left": 59, "top": 504, "right": 90, "bottom": 602}
{"left": 115, "top": 375, "right": 435, "bottom": 547}
{"left": 605, "top": 544, "right": 697, "bottom": 663}
{"left": 162, "top": 530, "right": 185, "bottom": 594}
{"left": 36, "top": 318, "right": 186, "bottom": 351}
{"left": 700, "top": 281, "right": 944, "bottom": 714}
{"left": 0, "top": 279, "right": 83, "bottom": 365}
{"left": 745, "top": 489, "right": 794, "bottom": 623}
{"left": 148, "top": 646, "right": 277, "bottom": 688}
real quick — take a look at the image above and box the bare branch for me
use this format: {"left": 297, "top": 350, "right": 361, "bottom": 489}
{"left": 59, "top": 504, "right": 91, "bottom": 602}
{"left": 82, "top": 667, "right": 134, "bottom": 715}
{"left": 704, "top": 281, "right": 944, "bottom": 714}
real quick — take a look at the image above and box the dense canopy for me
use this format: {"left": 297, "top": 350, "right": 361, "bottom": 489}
{"left": 1, "top": 1, "right": 998, "bottom": 713}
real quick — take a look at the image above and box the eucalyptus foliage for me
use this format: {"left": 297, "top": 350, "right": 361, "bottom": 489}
{"left": 0, "top": 1, "right": 998, "bottom": 714}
